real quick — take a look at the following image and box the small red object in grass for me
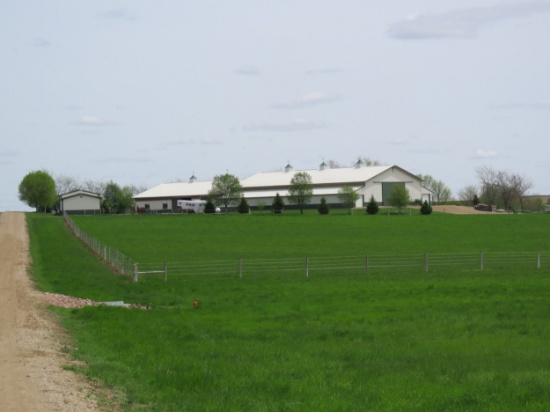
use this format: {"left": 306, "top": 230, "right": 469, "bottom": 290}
{"left": 193, "top": 301, "right": 198, "bottom": 308}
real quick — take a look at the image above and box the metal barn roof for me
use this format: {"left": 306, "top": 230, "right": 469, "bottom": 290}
{"left": 133, "top": 165, "right": 414, "bottom": 200}
{"left": 242, "top": 165, "right": 392, "bottom": 188}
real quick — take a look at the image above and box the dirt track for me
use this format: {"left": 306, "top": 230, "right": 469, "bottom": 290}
{"left": 430, "top": 205, "right": 492, "bottom": 214}
{"left": 0, "top": 212, "right": 102, "bottom": 412}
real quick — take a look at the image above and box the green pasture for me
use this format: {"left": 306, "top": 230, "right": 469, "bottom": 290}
{"left": 27, "top": 212, "right": 550, "bottom": 411}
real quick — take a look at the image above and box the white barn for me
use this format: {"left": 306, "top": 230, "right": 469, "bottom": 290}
{"left": 134, "top": 162, "right": 432, "bottom": 213}
{"left": 59, "top": 190, "right": 102, "bottom": 215}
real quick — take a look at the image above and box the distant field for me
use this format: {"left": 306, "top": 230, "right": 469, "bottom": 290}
{"left": 28, "top": 212, "right": 550, "bottom": 411}
{"left": 71, "top": 210, "right": 550, "bottom": 261}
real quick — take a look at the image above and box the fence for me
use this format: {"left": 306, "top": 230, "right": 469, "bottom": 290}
{"left": 63, "top": 213, "right": 548, "bottom": 281}
{"left": 63, "top": 212, "right": 135, "bottom": 276}
{"left": 140, "top": 251, "right": 548, "bottom": 280}
{"left": 64, "top": 212, "right": 167, "bottom": 281}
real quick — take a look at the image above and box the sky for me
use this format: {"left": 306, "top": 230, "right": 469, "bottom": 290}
{"left": 2, "top": 1, "right": 550, "bottom": 211}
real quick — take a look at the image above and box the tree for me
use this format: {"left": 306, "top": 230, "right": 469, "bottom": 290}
{"left": 208, "top": 173, "right": 243, "bottom": 213}
{"left": 457, "top": 185, "right": 479, "bottom": 206}
{"left": 476, "top": 166, "right": 533, "bottom": 211}
{"left": 18, "top": 170, "right": 58, "bottom": 212}
{"left": 418, "top": 174, "right": 452, "bottom": 203}
{"left": 54, "top": 173, "right": 80, "bottom": 196}
{"left": 237, "top": 196, "right": 249, "bottom": 214}
{"left": 510, "top": 173, "right": 532, "bottom": 212}
{"left": 476, "top": 166, "right": 501, "bottom": 206}
{"left": 288, "top": 172, "right": 313, "bottom": 214}
{"left": 118, "top": 186, "right": 135, "bottom": 213}
{"left": 204, "top": 200, "right": 216, "bottom": 214}
{"left": 366, "top": 195, "right": 379, "bottom": 215}
{"left": 272, "top": 192, "right": 285, "bottom": 213}
{"left": 420, "top": 200, "right": 432, "bottom": 215}
{"left": 355, "top": 156, "right": 381, "bottom": 166}
{"left": 337, "top": 186, "right": 359, "bottom": 214}
{"left": 102, "top": 181, "right": 122, "bottom": 214}
{"left": 388, "top": 184, "right": 410, "bottom": 214}
{"left": 318, "top": 197, "right": 330, "bottom": 214}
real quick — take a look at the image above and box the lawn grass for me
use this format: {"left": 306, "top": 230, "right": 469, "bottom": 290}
{"left": 27, "top": 212, "right": 550, "bottom": 411}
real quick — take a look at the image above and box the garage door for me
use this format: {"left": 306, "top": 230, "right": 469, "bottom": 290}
{"left": 382, "top": 182, "right": 405, "bottom": 206}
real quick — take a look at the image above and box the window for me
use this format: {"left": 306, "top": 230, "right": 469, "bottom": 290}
{"left": 145, "top": 204, "right": 150, "bottom": 210}
{"left": 163, "top": 203, "right": 168, "bottom": 209}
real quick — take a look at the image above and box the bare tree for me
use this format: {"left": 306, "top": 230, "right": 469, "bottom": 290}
{"left": 510, "top": 173, "right": 532, "bottom": 211}
{"left": 476, "top": 166, "right": 533, "bottom": 210}
{"left": 356, "top": 156, "right": 381, "bottom": 166}
{"left": 457, "top": 185, "right": 479, "bottom": 206}
{"left": 475, "top": 166, "right": 501, "bottom": 206}
{"left": 54, "top": 173, "right": 80, "bottom": 196}
{"left": 418, "top": 174, "right": 453, "bottom": 203}
{"left": 498, "top": 171, "right": 517, "bottom": 211}
{"left": 126, "top": 184, "right": 150, "bottom": 196}
{"left": 82, "top": 179, "right": 107, "bottom": 196}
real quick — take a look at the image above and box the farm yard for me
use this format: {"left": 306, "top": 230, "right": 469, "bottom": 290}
{"left": 26, "top": 210, "right": 550, "bottom": 411}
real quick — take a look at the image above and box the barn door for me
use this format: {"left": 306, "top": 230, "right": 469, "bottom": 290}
{"left": 382, "top": 182, "right": 405, "bottom": 206}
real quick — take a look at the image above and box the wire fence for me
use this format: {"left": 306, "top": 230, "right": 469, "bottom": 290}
{"left": 63, "top": 212, "right": 135, "bottom": 276}
{"left": 64, "top": 213, "right": 548, "bottom": 282}
{"left": 143, "top": 251, "right": 549, "bottom": 281}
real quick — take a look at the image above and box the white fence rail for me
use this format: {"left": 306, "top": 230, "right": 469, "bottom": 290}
{"left": 141, "top": 251, "right": 548, "bottom": 280}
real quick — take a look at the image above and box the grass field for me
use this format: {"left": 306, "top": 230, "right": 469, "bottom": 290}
{"left": 27, "top": 211, "right": 550, "bottom": 411}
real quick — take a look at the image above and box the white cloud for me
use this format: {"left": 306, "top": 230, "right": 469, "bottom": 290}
{"left": 389, "top": 1, "right": 550, "bottom": 40}
{"left": 235, "top": 65, "right": 260, "bottom": 75}
{"left": 272, "top": 92, "right": 341, "bottom": 109}
{"left": 476, "top": 149, "right": 497, "bottom": 158}
{"left": 243, "top": 119, "right": 327, "bottom": 132}
{"left": 74, "top": 116, "right": 114, "bottom": 126}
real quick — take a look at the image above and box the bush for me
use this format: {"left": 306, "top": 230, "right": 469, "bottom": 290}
{"left": 318, "top": 197, "right": 330, "bottom": 214}
{"left": 272, "top": 193, "right": 284, "bottom": 213}
{"left": 420, "top": 200, "right": 433, "bottom": 215}
{"left": 238, "top": 197, "right": 250, "bottom": 214}
{"left": 204, "top": 200, "right": 216, "bottom": 214}
{"left": 366, "top": 195, "right": 379, "bottom": 215}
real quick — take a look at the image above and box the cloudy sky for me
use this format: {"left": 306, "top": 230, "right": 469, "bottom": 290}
{"left": 2, "top": 1, "right": 550, "bottom": 211}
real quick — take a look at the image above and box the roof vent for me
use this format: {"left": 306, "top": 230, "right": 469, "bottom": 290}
{"left": 284, "top": 163, "right": 293, "bottom": 173}
{"left": 189, "top": 174, "right": 197, "bottom": 183}
{"left": 319, "top": 161, "right": 328, "bottom": 171}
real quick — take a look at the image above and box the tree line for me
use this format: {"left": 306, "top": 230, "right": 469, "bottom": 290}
{"left": 456, "top": 166, "right": 540, "bottom": 211}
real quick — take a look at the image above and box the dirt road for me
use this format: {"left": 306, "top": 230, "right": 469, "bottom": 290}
{"left": 0, "top": 212, "right": 102, "bottom": 412}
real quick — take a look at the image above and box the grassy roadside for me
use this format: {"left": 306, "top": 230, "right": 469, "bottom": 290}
{"left": 27, "top": 212, "right": 550, "bottom": 411}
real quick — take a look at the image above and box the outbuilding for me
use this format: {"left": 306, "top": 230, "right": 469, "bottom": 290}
{"left": 59, "top": 190, "right": 102, "bottom": 215}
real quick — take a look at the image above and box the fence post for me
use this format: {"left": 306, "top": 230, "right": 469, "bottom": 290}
{"left": 424, "top": 252, "right": 428, "bottom": 273}
{"left": 164, "top": 261, "right": 168, "bottom": 282}
{"left": 133, "top": 263, "right": 139, "bottom": 283}
{"left": 537, "top": 252, "right": 541, "bottom": 269}
{"left": 480, "top": 251, "right": 484, "bottom": 271}
{"left": 306, "top": 256, "right": 309, "bottom": 278}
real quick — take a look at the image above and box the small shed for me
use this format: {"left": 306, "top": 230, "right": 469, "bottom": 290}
{"left": 59, "top": 190, "right": 101, "bottom": 215}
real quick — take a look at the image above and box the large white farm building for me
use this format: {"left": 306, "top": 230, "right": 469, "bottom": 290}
{"left": 133, "top": 161, "right": 432, "bottom": 213}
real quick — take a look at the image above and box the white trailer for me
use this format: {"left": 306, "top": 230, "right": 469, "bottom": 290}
{"left": 177, "top": 199, "right": 207, "bottom": 214}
